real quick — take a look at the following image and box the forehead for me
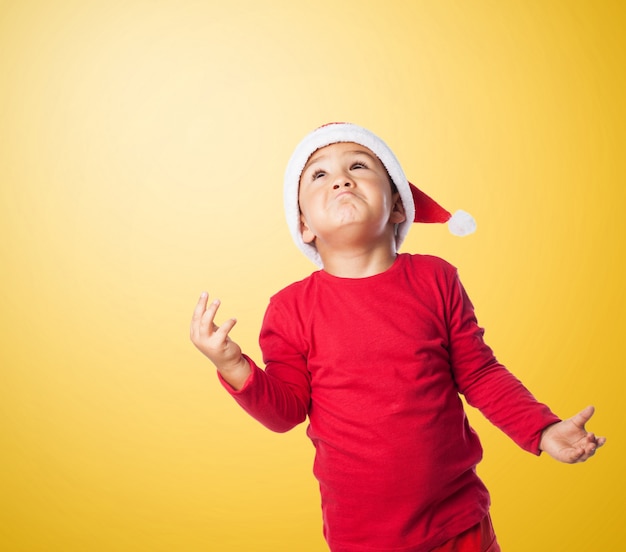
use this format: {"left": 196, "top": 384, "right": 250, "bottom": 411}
{"left": 303, "top": 142, "right": 382, "bottom": 168}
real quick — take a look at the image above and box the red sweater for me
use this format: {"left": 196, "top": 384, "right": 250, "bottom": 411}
{"left": 220, "top": 254, "right": 559, "bottom": 551}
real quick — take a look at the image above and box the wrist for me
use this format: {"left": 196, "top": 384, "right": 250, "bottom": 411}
{"left": 539, "top": 421, "right": 558, "bottom": 452}
{"left": 218, "top": 356, "right": 251, "bottom": 391}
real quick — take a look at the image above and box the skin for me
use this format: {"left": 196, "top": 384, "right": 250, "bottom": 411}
{"left": 190, "top": 294, "right": 251, "bottom": 390}
{"left": 539, "top": 405, "right": 605, "bottom": 462}
{"left": 297, "top": 142, "right": 406, "bottom": 278}
{"left": 190, "top": 142, "right": 606, "bottom": 463}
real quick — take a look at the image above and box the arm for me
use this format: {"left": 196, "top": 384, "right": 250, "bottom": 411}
{"left": 445, "top": 271, "right": 561, "bottom": 454}
{"left": 446, "top": 271, "right": 606, "bottom": 460}
{"left": 190, "top": 292, "right": 310, "bottom": 432}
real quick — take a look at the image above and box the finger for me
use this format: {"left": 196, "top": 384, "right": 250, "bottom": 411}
{"left": 192, "top": 291, "right": 209, "bottom": 322}
{"left": 215, "top": 317, "right": 237, "bottom": 339}
{"left": 578, "top": 435, "right": 606, "bottom": 461}
{"left": 200, "top": 298, "right": 221, "bottom": 334}
{"left": 562, "top": 446, "right": 586, "bottom": 464}
{"left": 588, "top": 435, "right": 606, "bottom": 451}
{"left": 580, "top": 444, "right": 597, "bottom": 462}
{"left": 570, "top": 405, "right": 595, "bottom": 429}
{"left": 190, "top": 292, "right": 209, "bottom": 339}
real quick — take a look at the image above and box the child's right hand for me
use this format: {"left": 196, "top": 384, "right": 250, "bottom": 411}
{"left": 190, "top": 292, "right": 251, "bottom": 390}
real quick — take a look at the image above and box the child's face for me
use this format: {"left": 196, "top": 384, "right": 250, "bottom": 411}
{"left": 298, "top": 142, "right": 406, "bottom": 250}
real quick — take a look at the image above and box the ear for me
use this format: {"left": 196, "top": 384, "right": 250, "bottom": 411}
{"left": 389, "top": 192, "right": 407, "bottom": 224}
{"left": 300, "top": 214, "right": 316, "bottom": 244}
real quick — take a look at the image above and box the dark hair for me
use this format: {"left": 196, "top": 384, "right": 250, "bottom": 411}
{"left": 383, "top": 167, "right": 398, "bottom": 194}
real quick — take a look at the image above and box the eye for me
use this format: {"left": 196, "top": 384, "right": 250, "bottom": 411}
{"left": 350, "top": 161, "right": 369, "bottom": 170}
{"left": 311, "top": 169, "right": 326, "bottom": 180}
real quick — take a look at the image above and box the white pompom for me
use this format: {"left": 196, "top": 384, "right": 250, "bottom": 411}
{"left": 447, "top": 210, "right": 476, "bottom": 236}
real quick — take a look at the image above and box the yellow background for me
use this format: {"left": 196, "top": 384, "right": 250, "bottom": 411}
{"left": 1, "top": 1, "right": 624, "bottom": 550}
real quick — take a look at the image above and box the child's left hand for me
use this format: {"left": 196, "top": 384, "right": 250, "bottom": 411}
{"left": 539, "top": 405, "right": 606, "bottom": 463}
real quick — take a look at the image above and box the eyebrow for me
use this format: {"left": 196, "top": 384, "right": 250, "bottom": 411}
{"left": 304, "top": 153, "right": 328, "bottom": 168}
{"left": 304, "top": 148, "right": 378, "bottom": 170}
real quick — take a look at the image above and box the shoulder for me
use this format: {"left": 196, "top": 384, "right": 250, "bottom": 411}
{"left": 269, "top": 271, "right": 320, "bottom": 305}
{"left": 261, "top": 273, "right": 320, "bottom": 346}
{"left": 399, "top": 253, "right": 458, "bottom": 278}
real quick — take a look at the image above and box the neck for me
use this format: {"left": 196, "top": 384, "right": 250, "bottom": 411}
{"left": 312, "top": 222, "right": 400, "bottom": 278}
{"left": 318, "top": 245, "right": 398, "bottom": 278}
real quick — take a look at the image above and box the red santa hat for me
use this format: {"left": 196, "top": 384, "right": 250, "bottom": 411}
{"left": 284, "top": 123, "right": 476, "bottom": 267}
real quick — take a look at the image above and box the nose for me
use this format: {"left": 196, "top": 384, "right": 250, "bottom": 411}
{"left": 332, "top": 172, "right": 355, "bottom": 190}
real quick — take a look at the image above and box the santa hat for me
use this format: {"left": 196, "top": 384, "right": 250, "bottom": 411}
{"left": 284, "top": 123, "right": 476, "bottom": 267}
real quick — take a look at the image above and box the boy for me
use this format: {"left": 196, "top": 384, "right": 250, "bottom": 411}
{"left": 190, "top": 123, "right": 605, "bottom": 551}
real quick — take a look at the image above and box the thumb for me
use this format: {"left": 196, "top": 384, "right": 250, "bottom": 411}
{"left": 570, "top": 405, "right": 595, "bottom": 429}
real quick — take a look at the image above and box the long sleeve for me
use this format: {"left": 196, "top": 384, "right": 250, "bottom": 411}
{"left": 217, "top": 299, "right": 312, "bottom": 433}
{"left": 445, "top": 269, "right": 561, "bottom": 454}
